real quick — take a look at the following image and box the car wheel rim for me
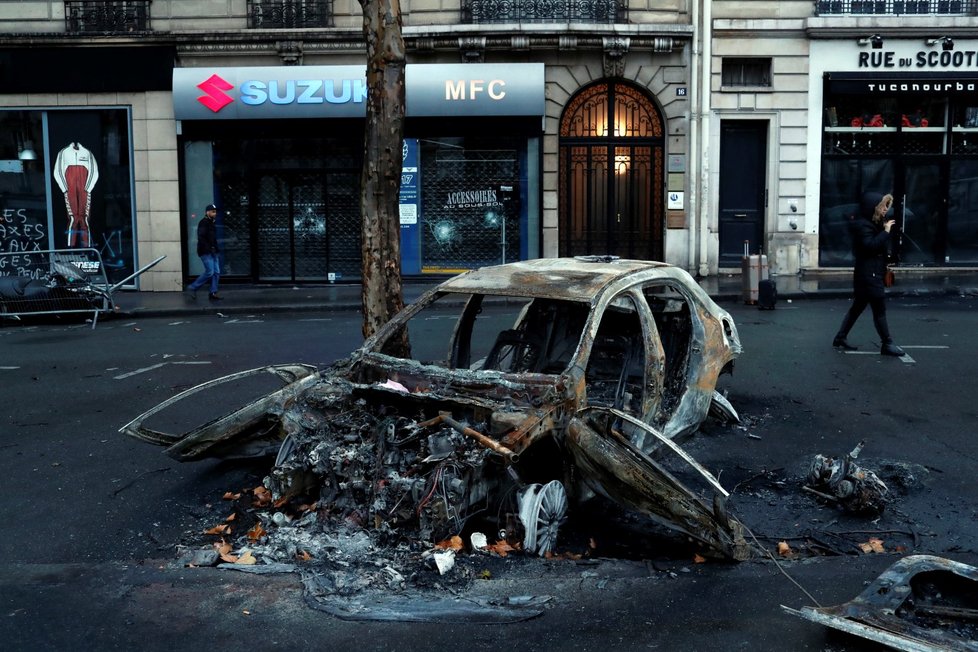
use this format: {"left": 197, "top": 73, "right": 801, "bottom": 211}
{"left": 519, "top": 479, "right": 567, "bottom": 556}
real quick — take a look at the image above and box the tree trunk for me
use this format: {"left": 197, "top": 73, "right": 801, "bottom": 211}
{"left": 358, "top": 0, "right": 408, "bottom": 354}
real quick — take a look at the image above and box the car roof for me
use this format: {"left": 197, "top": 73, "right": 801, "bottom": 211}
{"left": 438, "top": 257, "right": 678, "bottom": 302}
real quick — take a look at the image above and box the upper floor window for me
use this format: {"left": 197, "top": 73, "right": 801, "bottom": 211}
{"left": 721, "top": 58, "right": 772, "bottom": 89}
{"left": 247, "top": 0, "right": 334, "bottom": 28}
{"left": 816, "top": 0, "right": 974, "bottom": 15}
{"left": 462, "top": 0, "right": 626, "bottom": 24}
{"left": 64, "top": 1, "right": 151, "bottom": 33}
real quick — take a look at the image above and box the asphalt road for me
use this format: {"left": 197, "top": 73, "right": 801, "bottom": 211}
{"left": 1, "top": 295, "right": 976, "bottom": 651}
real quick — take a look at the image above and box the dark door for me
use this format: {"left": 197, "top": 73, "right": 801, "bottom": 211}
{"left": 718, "top": 121, "right": 767, "bottom": 266}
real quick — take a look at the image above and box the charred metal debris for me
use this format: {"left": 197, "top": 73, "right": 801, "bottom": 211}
{"left": 124, "top": 259, "right": 750, "bottom": 584}
{"left": 805, "top": 440, "right": 891, "bottom": 515}
{"left": 785, "top": 555, "right": 978, "bottom": 651}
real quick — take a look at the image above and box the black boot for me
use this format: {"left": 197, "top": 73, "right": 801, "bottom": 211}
{"left": 881, "top": 342, "right": 904, "bottom": 356}
{"left": 833, "top": 336, "right": 857, "bottom": 351}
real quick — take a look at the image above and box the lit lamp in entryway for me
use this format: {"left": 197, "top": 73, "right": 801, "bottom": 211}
{"left": 614, "top": 149, "right": 630, "bottom": 175}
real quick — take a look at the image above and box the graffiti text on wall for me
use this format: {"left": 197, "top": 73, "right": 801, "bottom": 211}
{"left": 0, "top": 208, "right": 47, "bottom": 278}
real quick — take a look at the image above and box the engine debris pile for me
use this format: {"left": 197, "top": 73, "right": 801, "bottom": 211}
{"left": 805, "top": 441, "right": 891, "bottom": 514}
{"left": 263, "top": 380, "right": 510, "bottom": 547}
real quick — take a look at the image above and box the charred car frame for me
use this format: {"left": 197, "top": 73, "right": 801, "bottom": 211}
{"left": 123, "top": 257, "right": 748, "bottom": 560}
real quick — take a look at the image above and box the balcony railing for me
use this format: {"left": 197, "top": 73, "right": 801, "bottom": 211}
{"left": 462, "top": 0, "right": 627, "bottom": 24}
{"left": 64, "top": 1, "right": 151, "bottom": 33}
{"left": 247, "top": 0, "right": 334, "bottom": 28}
{"left": 815, "top": 0, "right": 976, "bottom": 14}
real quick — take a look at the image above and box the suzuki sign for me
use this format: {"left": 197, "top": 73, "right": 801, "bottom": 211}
{"left": 172, "top": 64, "right": 545, "bottom": 120}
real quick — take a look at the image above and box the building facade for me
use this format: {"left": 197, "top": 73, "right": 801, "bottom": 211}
{"left": 713, "top": 0, "right": 978, "bottom": 272}
{"left": 2, "top": 1, "right": 975, "bottom": 291}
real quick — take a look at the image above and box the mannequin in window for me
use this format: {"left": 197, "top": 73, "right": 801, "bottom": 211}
{"left": 53, "top": 142, "right": 99, "bottom": 249}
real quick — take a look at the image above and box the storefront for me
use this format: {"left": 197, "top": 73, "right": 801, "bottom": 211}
{"left": 811, "top": 39, "right": 978, "bottom": 267}
{"left": 0, "top": 46, "right": 171, "bottom": 287}
{"left": 173, "top": 63, "right": 544, "bottom": 283}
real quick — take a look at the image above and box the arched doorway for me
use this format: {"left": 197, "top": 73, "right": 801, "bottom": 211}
{"left": 559, "top": 81, "right": 665, "bottom": 260}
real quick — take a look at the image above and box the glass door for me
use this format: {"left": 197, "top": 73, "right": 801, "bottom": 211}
{"left": 897, "top": 161, "right": 945, "bottom": 266}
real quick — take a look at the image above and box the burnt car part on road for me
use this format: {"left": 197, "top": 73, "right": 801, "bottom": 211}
{"left": 784, "top": 554, "right": 978, "bottom": 651}
{"left": 122, "top": 258, "right": 747, "bottom": 560}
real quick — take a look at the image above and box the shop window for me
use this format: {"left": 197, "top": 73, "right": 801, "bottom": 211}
{"left": 64, "top": 1, "right": 151, "bottom": 33}
{"left": 721, "top": 58, "right": 771, "bottom": 89}
{"left": 462, "top": 0, "right": 625, "bottom": 24}
{"left": 247, "top": 0, "right": 334, "bottom": 29}
{"left": 819, "top": 159, "right": 895, "bottom": 266}
{"left": 0, "top": 108, "right": 136, "bottom": 285}
{"left": 418, "top": 138, "right": 524, "bottom": 273}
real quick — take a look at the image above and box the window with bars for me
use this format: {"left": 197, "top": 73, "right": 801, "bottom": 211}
{"left": 815, "top": 0, "right": 973, "bottom": 14}
{"left": 64, "top": 1, "right": 151, "bottom": 33}
{"left": 247, "top": 0, "right": 334, "bottom": 29}
{"left": 461, "top": 0, "right": 626, "bottom": 24}
{"left": 721, "top": 58, "right": 772, "bottom": 89}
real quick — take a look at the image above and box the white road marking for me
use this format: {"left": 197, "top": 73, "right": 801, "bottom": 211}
{"left": 845, "top": 351, "right": 915, "bottom": 363}
{"left": 0, "top": 366, "right": 20, "bottom": 370}
{"left": 168, "top": 321, "right": 188, "bottom": 326}
{"left": 225, "top": 319, "right": 263, "bottom": 324}
{"left": 298, "top": 318, "right": 332, "bottom": 322}
{"left": 113, "top": 360, "right": 212, "bottom": 380}
{"left": 900, "top": 345, "right": 950, "bottom": 349}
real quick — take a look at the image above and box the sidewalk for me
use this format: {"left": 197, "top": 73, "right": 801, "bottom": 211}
{"left": 111, "top": 269, "right": 978, "bottom": 318}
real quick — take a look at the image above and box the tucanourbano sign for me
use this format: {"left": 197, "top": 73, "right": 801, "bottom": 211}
{"left": 172, "top": 63, "right": 546, "bottom": 120}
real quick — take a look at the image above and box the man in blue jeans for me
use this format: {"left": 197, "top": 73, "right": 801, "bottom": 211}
{"left": 187, "top": 203, "right": 222, "bottom": 301}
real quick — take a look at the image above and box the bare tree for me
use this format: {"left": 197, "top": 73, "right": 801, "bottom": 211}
{"left": 358, "top": 0, "right": 408, "bottom": 354}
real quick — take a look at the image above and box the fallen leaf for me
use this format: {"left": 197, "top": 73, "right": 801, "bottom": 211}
{"left": 297, "top": 502, "right": 319, "bottom": 513}
{"left": 222, "top": 491, "right": 241, "bottom": 500}
{"left": 214, "top": 540, "right": 238, "bottom": 563}
{"left": 235, "top": 551, "right": 257, "bottom": 565}
{"left": 225, "top": 513, "right": 236, "bottom": 522}
{"left": 487, "top": 540, "right": 516, "bottom": 557}
{"left": 203, "top": 524, "right": 231, "bottom": 536}
{"left": 777, "top": 541, "right": 793, "bottom": 557}
{"left": 247, "top": 522, "right": 266, "bottom": 541}
{"left": 589, "top": 537, "right": 597, "bottom": 549}
{"left": 858, "top": 537, "right": 885, "bottom": 554}
{"left": 693, "top": 553, "right": 707, "bottom": 564}
{"left": 297, "top": 550, "right": 313, "bottom": 562}
{"left": 435, "top": 535, "right": 464, "bottom": 551}
{"left": 252, "top": 486, "right": 272, "bottom": 507}
{"left": 480, "top": 569, "right": 492, "bottom": 580}
{"left": 242, "top": 610, "right": 251, "bottom": 615}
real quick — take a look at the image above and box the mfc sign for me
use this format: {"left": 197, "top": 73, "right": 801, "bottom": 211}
{"left": 173, "top": 64, "right": 545, "bottom": 120}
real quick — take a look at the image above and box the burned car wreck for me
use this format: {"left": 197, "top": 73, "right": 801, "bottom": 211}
{"left": 123, "top": 257, "right": 748, "bottom": 562}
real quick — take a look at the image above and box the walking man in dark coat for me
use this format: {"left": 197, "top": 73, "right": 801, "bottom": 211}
{"left": 187, "top": 203, "right": 223, "bottom": 301}
{"left": 833, "top": 191, "right": 903, "bottom": 356}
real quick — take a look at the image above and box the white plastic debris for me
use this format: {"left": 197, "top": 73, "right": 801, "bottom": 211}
{"left": 432, "top": 550, "right": 456, "bottom": 575}
{"left": 470, "top": 531, "right": 488, "bottom": 551}
{"left": 379, "top": 379, "right": 409, "bottom": 393}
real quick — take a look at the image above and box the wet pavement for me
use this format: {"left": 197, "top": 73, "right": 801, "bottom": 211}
{"left": 113, "top": 268, "right": 978, "bottom": 318}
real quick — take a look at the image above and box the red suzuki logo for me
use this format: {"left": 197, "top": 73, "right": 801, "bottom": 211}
{"left": 196, "top": 74, "right": 234, "bottom": 112}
